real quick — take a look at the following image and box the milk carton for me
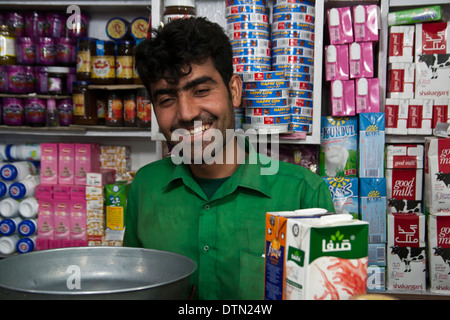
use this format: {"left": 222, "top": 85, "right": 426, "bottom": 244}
{"left": 387, "top": 212, "right": 427, "bottom": 292}
{"left": 407, "top": 99, "right": 433, "bottom": 135}
{"left": 415, "top": 22, "right": 450, "bottom": 59}
{"left": 284, "top": 214, "right": 368, "bottom": 300}
{"left": 330, "top": 80, "right": 355, "bottom": 116}
{"left": 368, "top": 243, "right": 386, "bottom": 267}
{"left": 387, "top": 63, "right": 415, "bottom": 99}
{"left": 264, "top": 208, "right": 330, "bottom": 300}
{"left": 359, "top": 113, "right": 385, "bottom": 178}
{"left": 320, "top": 116, "right": 358, "bottom": 177}
{"left": 424, "top": 137, "right": 450, "bottom": 214}
{"left": 327, "top": 7, "right": 353, "bottom": 45}
{"left": 367, "top": 265, "right": 386, "bottom": 292}
{"left": 325, "top": 44, "right": 349, "bottom": 81}
{"left": 428, "top": 212, "right": 450, "bottom": 293}
{"left": 323, "top": 177, "right": 358, "bottom": 218}
{"left": 432, "top": 98, "right": 450, "bottom": 128}
{"left": 385, "top": 98, "right": 409, "bottom": 135}
{"left": 349, "top": 42, "right": 374, "bottom": 79}
{"left": 356, "top": 78, "right": 380, "bottom": 114}
{"left": 388, "top": 26, "right": 414, "bottom": 63}
{"left": 40, "top": 143, "right": 58, "bottom": 185}
{"left": 353, "top": 5, "right": 379, "bottom": 43}
{"left": 359, "top": 178, "right": 386, "bottom": 243}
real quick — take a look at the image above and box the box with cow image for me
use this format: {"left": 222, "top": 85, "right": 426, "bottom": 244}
{"left": 424, "top": 137, "right": 450, "bottom": 214}
{"left": 428, "top": 212, "right": 450, "bottom": 294}
{"left": 387, "top": 212, "right": 427, "bottom": 292}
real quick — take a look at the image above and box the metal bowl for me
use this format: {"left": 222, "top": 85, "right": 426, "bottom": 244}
{"left": 0, "top": 246, "right": 196, "bottom": 300}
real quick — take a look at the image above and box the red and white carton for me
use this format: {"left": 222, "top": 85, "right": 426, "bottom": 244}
{"left": 386, "top": 144, "right": 424, "bottom": 170}
{"left": 415, "top": 54, "right": 450, "bottom": 100}
{"left": 387, "top": 63, "right": 415, "bottom": 99}
{"left": 386, "top": 165, "right": 423, "bottom": 214}
{"left": 388, "top": 26, "right": 414, "bottom": 63}
{"left": 428, "top": 212, "right": 450, "bottom": 294}
{"left": 425, "top": 137, "right": 450, "bottom": 214}
{"left": 433, "top": 98, "right": 450, "bottom": 128}
{"left": 407, "top": 99, "right": 433, "bottom": 135}
{"left": 387, "top": 212, "right": 427, "bottom": 292}
{"left": 353, "top": 4, "right": 379, "bottom": 43}
{"left": 385, "top": 98, "right": 408, "bottom": 135}
{"left": 415, "top": 22, "right": 450, "bottom": 59}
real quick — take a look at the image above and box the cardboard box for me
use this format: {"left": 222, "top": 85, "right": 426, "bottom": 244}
{"left": 349, "top": 42, "right": 374, "bottom": 79}
{"left": 58, "top": 143, "right": 75, "bottom": 185}
{"left": 353, "top": 4, "right": 379, "bottom": 43}
{"left": 407, "top": 99, "right": 433, "bottom": 135}
{"left": 428, "top": 212, "right": 450, "bottom": 294}
{"left": 385, "top": 98, "right": 408, "bottom": 135}
{"left": 40, "top": 143, "right": 58, "bottom": 185}
{"left": 331, "top": 80, "right": 355, "bottom": 116}
{"left": 359, "top": 113, "right": 385, "bottom": 178}
{"left": 432, "top": 98, "right": 450, "bottom": 128}
{"left": 388, "top": 26, "right": 414, "bottom": 63}
{"left": 325, "top": 44, "right": 349, "bottom": 81}
{"left": 356, "top": 78, "right": 380, "bottom": 113}
{"left": 327, "top": 7, "right": 354, "bottom": 45}
{"left": 387, "top": 63, "right": 415, "bottom": 99}
{"left": 359, "top": 178, "right": 387, "bottom": 243}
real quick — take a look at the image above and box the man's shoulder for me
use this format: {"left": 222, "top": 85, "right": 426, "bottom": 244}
{"left": 135, "top": 157, "right": 176, "bottom": 177}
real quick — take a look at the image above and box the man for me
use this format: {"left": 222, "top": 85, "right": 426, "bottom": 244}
{"left": 124, "top": 17, "right": 335, "bottom": 299}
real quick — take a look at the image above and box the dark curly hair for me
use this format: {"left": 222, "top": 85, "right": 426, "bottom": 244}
{"left": 135, "top": 17, "right": 233, "bottom": 100}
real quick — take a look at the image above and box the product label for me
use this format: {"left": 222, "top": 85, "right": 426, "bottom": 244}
{"left": 116, "top": 56, "right": 133, "bottom": 78}
{"left": 73, "top": 93, "right": 85, "bottom": 116}
{"left": 393, "top": 213, "right": 420, "bottom": 247}
{"left": 436, "top": 215, "right": 450, "bottom": 248}
{"left": 76, "top": 51, "right": 90, "bottom": 73}
{"left": 91, "top": 56, "right": 115, "bottom": 79}
{"left": 137, "top": 96, "right": 151, "bottom": 121}
{"left": 0, "top": 35, "right": 16, "bottom": 57}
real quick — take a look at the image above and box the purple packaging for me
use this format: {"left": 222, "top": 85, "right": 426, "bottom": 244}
{"left": 6, "top": 12, "right": 24, "bottom": 37}
{"left": 0, "top": 66, "right": 6, "bottom": 93}
{"left": 24, "top": 11, "right": 46, "bottom": 38}
{"left": 67, "top": 68, "right": 76, "bottom": 94}
{"left": 67, "top": 13, "right": 89, "bottom": 38}
{"left": 16, "top": 37, "right": 36, "bottom": 65}
{"left": 56, "top": 37, "right": 76, "bottom": 65}
{"left": 3, "top": 97, "right": 25, "bottom": 126}
{"left": 325, "top": 44, "right": 349, "bottom": 81}
{"left": 327, "top": 7, "right": 354, "bottom": 45}
{"left": 6, "top": 65, "right": 27, "bottom": 93}
{"left": 37, "top": 37, "right": 56, "bottom": 65}
{"left": 331, "top": 79, "right": 355, "bottom": 116}
{"left": 353, "top": 5, "right": 379, "bottom": 42}
{"left": 349, "top": 42, "right": 374, "bottom": 79}
{"left": 25, "top": 66, "right": 35, "bottom": 93}
{"left": 356, "top": 78, "right": 380, "bottom": 113}
{"left": 35, "top": 66, "right": 48, "bottom": 93}
{"left": 46, "top": 13, "right": 65, "bottom": 38}
{"left": 57, "top": 98, "right": 74, "bottom": 126}
{"left": 24, "top": 97, "right": 46, "bottom": 126}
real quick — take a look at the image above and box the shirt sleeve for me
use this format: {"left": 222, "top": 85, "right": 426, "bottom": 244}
{"left": 123, "top": 180, "right": 143, "bottom": 247}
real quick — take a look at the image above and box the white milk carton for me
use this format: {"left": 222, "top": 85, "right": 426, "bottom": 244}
{"left": 385, "top": 98, "right": 408, "bottom": 135}
{"left": 359, "top": 113, "right": 385, "bottom": 178}
{"left": 387, "top": 212, "right": 427, "bottom": 292}
{"left": 284, "top": 214, "right": 368, "bottom": 300}
{"left": 428, "top": 212, "right": 450, "bottom": 294}
{"left": 387, "top": 63, "right": 415, "bottom": 99}
{"left": 424, "top": 137, "right": 450, "bottom": 214}
{"left": 407, "top": 99, "right": 433, "bottom": 135}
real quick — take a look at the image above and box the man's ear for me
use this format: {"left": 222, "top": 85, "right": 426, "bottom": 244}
{"left": 229, "top": 74, "right": 243, "bottom": 108}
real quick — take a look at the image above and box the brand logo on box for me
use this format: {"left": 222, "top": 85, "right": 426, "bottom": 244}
{"left": 421, "top": 22, "right": 448, "bottom": 54}
{"left": 437, "top": 215, "right": 450, "bottom": 247}
{"left": 394, "top": 213, "right": 420, "bottom": 247}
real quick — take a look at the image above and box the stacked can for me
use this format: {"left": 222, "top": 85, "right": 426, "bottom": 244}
{"left": 225, "top": 0, "right": 271, "bottom": 130}
{"left": 271, "top": 0, "right": 315, "bottom": 134}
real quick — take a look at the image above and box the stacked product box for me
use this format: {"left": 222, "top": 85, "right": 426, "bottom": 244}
{"left": 99, "top": 145, "right": 133, "bottom": 182}
{"left": 325, "top": 5, "right": 380, "bottom": 117}
{"left": 425, "top": 137, "right": 450, "bottom": 294}
{"left": 386, "top": 19, "right": 450, "bottom": 134}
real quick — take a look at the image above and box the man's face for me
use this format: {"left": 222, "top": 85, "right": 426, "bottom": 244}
{"left": 150, "top": 58, "right": 242, "bottom": 163}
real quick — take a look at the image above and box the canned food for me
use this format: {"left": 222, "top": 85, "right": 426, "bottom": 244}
{"left": 291, "top": 114, "right": 313, "bottom": 124}
{"left": 225, "top": 5, "right": 268, "bottom": 16}
{"left": 240, "top": 71, "right": 286, "bottom": 82}
{"left": 245, "top": 106, "right": 291, "bottom": 116}
{"left": 273, "top": 4, "right": 315, "bottom": 15}
{"left": 226, "top": 13, "right": 269, "bottom": 23}
{"left": 244, "top": 79, "right": 289, "bottom": 90}
{"left": 272, "top": 63, "right": 313, "bottom": 74}
{"left": 233, "top": 64, "right": 271, "bottom": 73}
{"left": 288, "top": 122, "right": 312, "bottom": 133}
{"left": 231, "top": 38, "right": 270, "bottom": 49}
{"left": 226, "top": 0, "right": 266, "bottom": 7}
{"left": 271, "top": 21, "right": 315, "bottom": 33}
{"left": 271, "top": 30, "right": 314, "bottom": 41}
{"left": 290, "top": 80, "right": 313, "bottom": 91}
{"left": 289, "top": 89, "right": 313, "bottom": 99}
{"left": 272, "top": 38, "right": 314, "bottom": 49}
{"left": 228, "top": 30, "right": 270, "bottom": 40}
{"left": 244, "top": 88, "right": 289, "bottom": 99}
{"left": 233, "top": 47, "right": 271, "bottom": 57}
{"left": 232, "top": 55, "right": 271, "bottom": 65}
{"left": 272, "top": 55, "right": 314, "bottom": 66}
{"left": 242, "top": 97, "right": 287, "bottom": 107}
{"left": 290, "top": 106, "right": 313, "bottom": 116}
{"left": 227, "top": 21, "right": 270, "bottom": 32}
{"left": 272, "top": 46, "right": 314, "bottom": 58}
{"left": 245, "top": 114, "right": 291, "bottom": 125}
{"left": 288, "top": 97, "right": 313, "bottom": 107}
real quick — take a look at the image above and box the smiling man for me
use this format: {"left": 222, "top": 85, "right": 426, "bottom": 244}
{"left": 123, "top": 17, "right": 335, "bottom": 300}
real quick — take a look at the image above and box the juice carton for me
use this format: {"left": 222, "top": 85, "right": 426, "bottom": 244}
{"left": 104, "top": 181, "right": 130, "bottom": 241}
{"left": 385, "top": 98, "right": 409, "bottom": 135}
{"left": 320, "top": 116, "right": 358, "bottom": 177}
{"left": 327, "top": 7, "right": 353, "bottom": 45}
{"left": 356, "top": 78, "right": 380, "bottom": 114}
{"left": 323, "top": 177, "right": 359, "bottom": 218}
{"left": 330, "top": 80, "right": 355, "bottom": 116}
{"left": 359, "top": 113, "right": 385, "bottom": 178}
{"left": 40, "top": 143, "right": 58, "bottom": 185}
{"left": 349, "top": 42, "right": 374, "bottom": 79}
{"left": 353, "top": 5, "right": 379, "bottom": 42}
{"left": 58, "top": 143, "right": 74, "bottom": 185}
{"left": 359, "top": 178, "right": 387, "bottom": 243}
{"left": 428, "top": 212, "right": 450, "bottom": 294}
{"left": 264, "top": 208, "right": 330, "bottom": 300}
{"left": 74, "top": 143, "right": 100, "bottom": 185}
{"left": 387, "top": 212, "right": 427, "bottom": 292}
{"left": 325, "top": 44, "right": 349, "bottom": 81}
{"left": 284, "top": 214, "right": 368, "bottom": 300}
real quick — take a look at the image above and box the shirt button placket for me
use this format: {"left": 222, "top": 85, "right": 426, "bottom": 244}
{"left": 198, "top": 202, "right": 216, "bottom": 298}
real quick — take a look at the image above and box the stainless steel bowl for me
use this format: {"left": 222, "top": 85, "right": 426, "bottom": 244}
{"left": 0, "top": 246, "right": 196, "bottom": 299}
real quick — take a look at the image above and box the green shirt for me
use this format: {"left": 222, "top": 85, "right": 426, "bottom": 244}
{"left": 124, "top": 143, "right": 335, "bottom": 300}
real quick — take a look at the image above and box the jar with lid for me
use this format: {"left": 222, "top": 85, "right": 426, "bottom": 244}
{"left": 106, "top": 17, "right": 132, "bottom": 41}
{"left": 163, "top": 0, "right": 196, "bottom": 24}
{"left": 116, "top": 40, "right": 134, "bottom": 84}
{"left": 90, "top": 39, "right": 115, "bottom": 85}
{"left": 16, "top": 37, "right": 35, "bottom": 65}
{"left": 24, "top": 97, "right": 46, "bottom": 127}
{"left": 96, "top": 91, "right": 107, "bottom": 125}
{"left": 67, "top": 13, "right": 89, "bottom": 38}
{"left": 73, "top": 81, "right": 97, "bottom": 125}
{"left": 76, "top": 37, "right": 95, "bottom": 81}
{"left": 123, "top": 90, "right": 137, "bottom": 127}
{"left": 0, "top": 23, "right": 16, "bottom": 65}
{"left": 106, "top": 91, "right": 123, "bottom": 126}
{"left": 57, "top": 98, "right": 74, "bottom": 126}
{"left": 130, "top": 17, "right": 149, "bottom": 40}
{"left": 47, "top": 66, "right": 69, "bottom": 95}
{"left": 137, "top": 87, "right": 151, "bottom": 128}
{"left": 3, "top": 97, "right": 24, "bottom": 126}
{"left": 56, "top": 37, "right": 76, "bottom": 65}
{"left": 37, "top": 37, "right": 56, "bottom": 65}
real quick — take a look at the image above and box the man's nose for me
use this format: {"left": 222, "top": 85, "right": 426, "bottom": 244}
{"left": 177, "top": 92, "right": 200, "bottom": 122}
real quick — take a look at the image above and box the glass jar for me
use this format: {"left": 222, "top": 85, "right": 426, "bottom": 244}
{"left": 56, "top": 98, "right": 73, "bottom": 126}
{"left": 24, "top": 97, "right": 46, "bottom": 127}
{"left": 106, "top": 17, "right": 131, "bottom": 41}
{"left": 130, "top": 17, "right": 149, "bottom": 40}
{"left": 137, "top": 87, "right": 151, "bottom": 128}
{"left": 72, "top": 81, "right": 97, "bottom": 125}
{"left": 116, "top": 40, "right": 134, "bottom": 84}
{"left": 16, "top": 37, "right": 35, "bottom": 65}
{"left": 76, "top": 38, "right": 95, "bottom": 81}
{"left": 0, "top": 23, "right": 16, "bottom": 65}
{"left": 132, "top": 39, "right": 143, "bottom": 84}
{"left": 67, "top": 13, "right": 89, "bottom": 38}
{"left": 47, "top": 66, "right": 69, "bottom": 95}
{"left": 6, "top": 65, "right": 26, "bottom": 93}
{"left": 37, "top": 37, "right": 56, "bottom": 65}
{"left": 96, "top": 91, "right": 107, "bottom": 125}
{"left": 163, "top": 0, "right": 196, "bottom": 24}
{"left": 3, "top": 97, "right": 24, "bottom": 126}
{"left": 56, "top": 37, "right": 76, "bottom": 65}
{"left": 123, "top": 90, "right": 137, "bottom": 127}
{"left": 106, "top": 91, "right": 123, "bottom": 126}
{"left": 90, "top": 39, "right": 115, "bottom": 85}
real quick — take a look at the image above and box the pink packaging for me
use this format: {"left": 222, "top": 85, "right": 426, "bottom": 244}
{"left": 327, "top": 7, "right": 353, "bottom": 45}
{"left": 385, "top": 98, "right": 408, "bottom": 135}
{"left": 387, "top": 62, "right": 415, "bottom": 99}
{"left": 74, "top": 143, "right": 100, "bottom": 185}
{"left": 70, "top": 196, "right": 86, "bottom": 241}
{"left": 330, "top": 79, "right": 355, "bottom": 116}
{"left": 407, "top": 99, "right": 433, "bottom": 135}
{"left": 325, "top": 44, "right": 349, "bottom": 81}
{"left": 40, "top": 143, "right": 58, "bottom": 184}
{"left": 58, "top": 143, "right": 75, "bottom": 185}
{"left": 356, "top": 78, "right": 380, "bottom": 113}
{"left": 353, "top": 5, "right": 379, "bottom": 42}
{"left": 415, "top": 22, "right": 450, "bottom": 59}
{"left": 37, "top": 198, "right": 53, "bottom": 240}
{"left": 432, "top": 98, "right": 450, "bottom": 128}
{"left": 388, "top": 26, "right": 414, "bottom": 63}
{"left": 35, "top": 184, "right": 54, "bottom": 200}
{"left": 53, "top": 185, "right": 71, "bottom": 240}
{"left": 349, "top": 42, "right": 374, "bottom": 79}
{"left": 70, "top": 185, "right": 86, "bottom": 200}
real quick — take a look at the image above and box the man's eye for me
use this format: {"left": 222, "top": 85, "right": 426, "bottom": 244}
{"left": 157, "top": 98, "right": 174, "bottom": 107}
{"left": 194, "top": 88, "right": 210, "bottom": 96}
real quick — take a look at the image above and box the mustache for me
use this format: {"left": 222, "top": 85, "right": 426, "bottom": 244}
{"left": 170, "top": 116, "right": 217, "bottom": 132}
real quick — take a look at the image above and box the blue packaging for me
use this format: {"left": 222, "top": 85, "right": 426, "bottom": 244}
{"left": 323, "top": 177, "right": 359, "bottom": 218}
{"left": 359, "top": 177, "right": 387, "bottom": 243}
{"left": 359, "top": 113, "right": 385, "bottom": 178}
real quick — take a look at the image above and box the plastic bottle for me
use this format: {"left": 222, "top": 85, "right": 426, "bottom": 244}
{"left": 0, "top": 217, "right": 22, "bottom": 236}
{"left": 9, "top": 176, "right": 39, "bottom": 200}
{"left": 0, "top": 180, "right": 12, "bottom": 198}
{"left": 0, "top": 160, "right": 38, "bottom": 181}
{"left": 0, "top": 197, "right": 20, "bottom": 218}
{"left": 18, "top": 219, "right": 37, "bottom": 237}
{"left": 19, "top": 197, "right": 38, "bottom": 218}
{"left": 5, "top": 144, "right": 41, "bottom": 161}
{"left": 16, "top": 235, "right": 37, "bottom": 254}
{"left": 0, "top": 234, "right": 20, "bottom": 255}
